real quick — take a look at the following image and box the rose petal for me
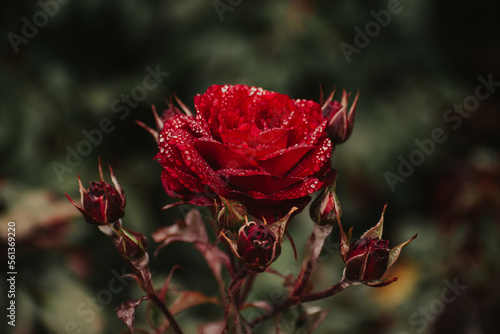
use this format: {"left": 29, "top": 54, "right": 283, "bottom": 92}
{"left": 257, "top": 146, "right": 313, "bottom": 176}
{"left": 221, "top": 127, "right": 290, "bottom": 150}
{"left": 194, "top": 139, "right": 261, "bottom": 170}
{"left": 288, "top": 136, "right": 333, "bottom": 178}
{"left": 268, "top": 168, "right": 336, "bottom": 200}
{"left": 221, "top": 171, "right": 301, "bottom": 195}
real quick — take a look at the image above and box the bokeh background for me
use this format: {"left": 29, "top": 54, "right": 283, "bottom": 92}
{"left": 1, "top": 0, "right": 500, "bottom": 333}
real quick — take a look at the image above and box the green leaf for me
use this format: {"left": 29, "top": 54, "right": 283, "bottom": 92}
{"left": 360, "top": 204, "right": 387, "bottom": 239}
{"left": 387, "top": 233, "right": 418, "bottom": 269}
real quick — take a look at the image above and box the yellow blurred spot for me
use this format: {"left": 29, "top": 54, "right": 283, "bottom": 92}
{"left": 370, "top": 260, "right": 419, "bottom": 309}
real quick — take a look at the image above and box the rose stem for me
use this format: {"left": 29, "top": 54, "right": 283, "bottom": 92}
{"left": 209, "top": 217, "right": 238, "bottom": 277}
{"left": 228, "top": 267, "right": 249, "bottom": 298}
{"left": 300, "top": 279, "right": 350, "bottom": 302}
{"left": 237, "top": 272, "right": 256, "bottom": 307}
{"left": 248, "top": 279, "right": 350, "bottom": 328}
{"left": 292, "top": 224, "right": 333, "bottom": 298}
{"left": 149, "top": 293, "right": 184, "bottom": 334}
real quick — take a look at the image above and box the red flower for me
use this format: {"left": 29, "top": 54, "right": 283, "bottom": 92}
{"left": 155, "top": 84, "right": 351, "bottom": 222}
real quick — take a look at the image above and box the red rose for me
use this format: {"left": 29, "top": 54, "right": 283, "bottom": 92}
{"left": 155, "top": 84, "right": 342, "bottom": 221}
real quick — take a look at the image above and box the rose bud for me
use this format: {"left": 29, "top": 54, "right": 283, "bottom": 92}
{"left": 222, "top": 207, "right": 298, "bottom": 272}
{"left": 66, "top": 161, "right": 126, "bottom": 226}
{"left": 344, "top": 236, "right": 390, "bottom": 283}
{"left": 338, "top": 204, "right": 417, "bottom": 287}
{"left": 322, "top": 89, "right": 359, "bottom": 145}
{"left": 217, "top": 197, "right": 248, "bottom": 231}
{"left": 115, "top": 226, "right": 149, "bottom": 267}
{"left": 236, "top": 222, "right": 280, "bottom": 272}
{"left": 309, "top": 173, "right": 341, "bottom": 226}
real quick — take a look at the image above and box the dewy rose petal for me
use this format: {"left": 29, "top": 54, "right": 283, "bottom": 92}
{"left": 155, "top": 84, "right": 355, "bottom": 222}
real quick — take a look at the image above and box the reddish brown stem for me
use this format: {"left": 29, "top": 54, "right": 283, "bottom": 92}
{"left": 228, "top": 267, "right": 249, "bottom": 298}
{"left": 292, "top": 224, "right": 333, "bottom": 298}
{"left": 248, "top": 279, "right": 350, "bottom": 328}
{"left": 149, "top": 293, "right": 184, "bottom": 334}
{"left": 238, "top": 272, "right": 256, "bottom": 307}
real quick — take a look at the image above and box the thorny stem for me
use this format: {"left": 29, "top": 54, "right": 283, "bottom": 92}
{"left": 210, "top": 217, "right": 238, "bottom": 277}
{"left": 125, "top": 259, "right": 184, "bottom": 334}
{"left": 238, "top": 272, "right": 256, "bottom": 307}
{"left": 224, "top": 241, "right": 238, "bottom": 278}
{"left": 228, "top": 267, "right": 249, "bottom": 298}
{"left": 148, "top": 293, "right": 184, "bottom": 334}
{"left": 248, "top": 279, "right": 350, "bottom": 328}
{"left": 128, "top": 259, "right": 184, "bottom": 334}
{"left": 292, "top": 224, "right": 333, "bottom": 298}
{"left": 301, "top": 279, "right": 351, "bottom": 303}
{"left": 100, "top": 220, "right": 183, "bottom": 334}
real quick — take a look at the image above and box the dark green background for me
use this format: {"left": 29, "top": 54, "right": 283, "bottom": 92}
{"left": 1, "top": 0, "right": 500, "bottom": 333}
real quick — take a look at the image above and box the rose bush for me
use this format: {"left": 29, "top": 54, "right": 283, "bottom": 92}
{"left": 155, "top": 84, "right": 354, "bottom": 221}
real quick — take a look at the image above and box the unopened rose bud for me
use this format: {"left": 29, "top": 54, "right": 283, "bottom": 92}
{"left": 344, "top": 236, "right": 390, "bottom": 283}
{"left": 217, "top": 197, "right": 247, "bottom": 231}
{"left": 66, "top": 162, "right": 126, "bottom": 225}
{"left": 236, "top": 222, "right": 280, "bottom": 272}
{"left": 221, "top": 207, "right": 298, "bottom": 272}
{"left": 338, "top": 204, "right": 417, "bottom": 287}
{"left": 322, "top": 89, "right": 359, "bottom": 145}
{"left": 116, "top": 226, "right": 148, "bottom": 264}
{"left": 310, "top": 175, "right": 340, "bottom": 226}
